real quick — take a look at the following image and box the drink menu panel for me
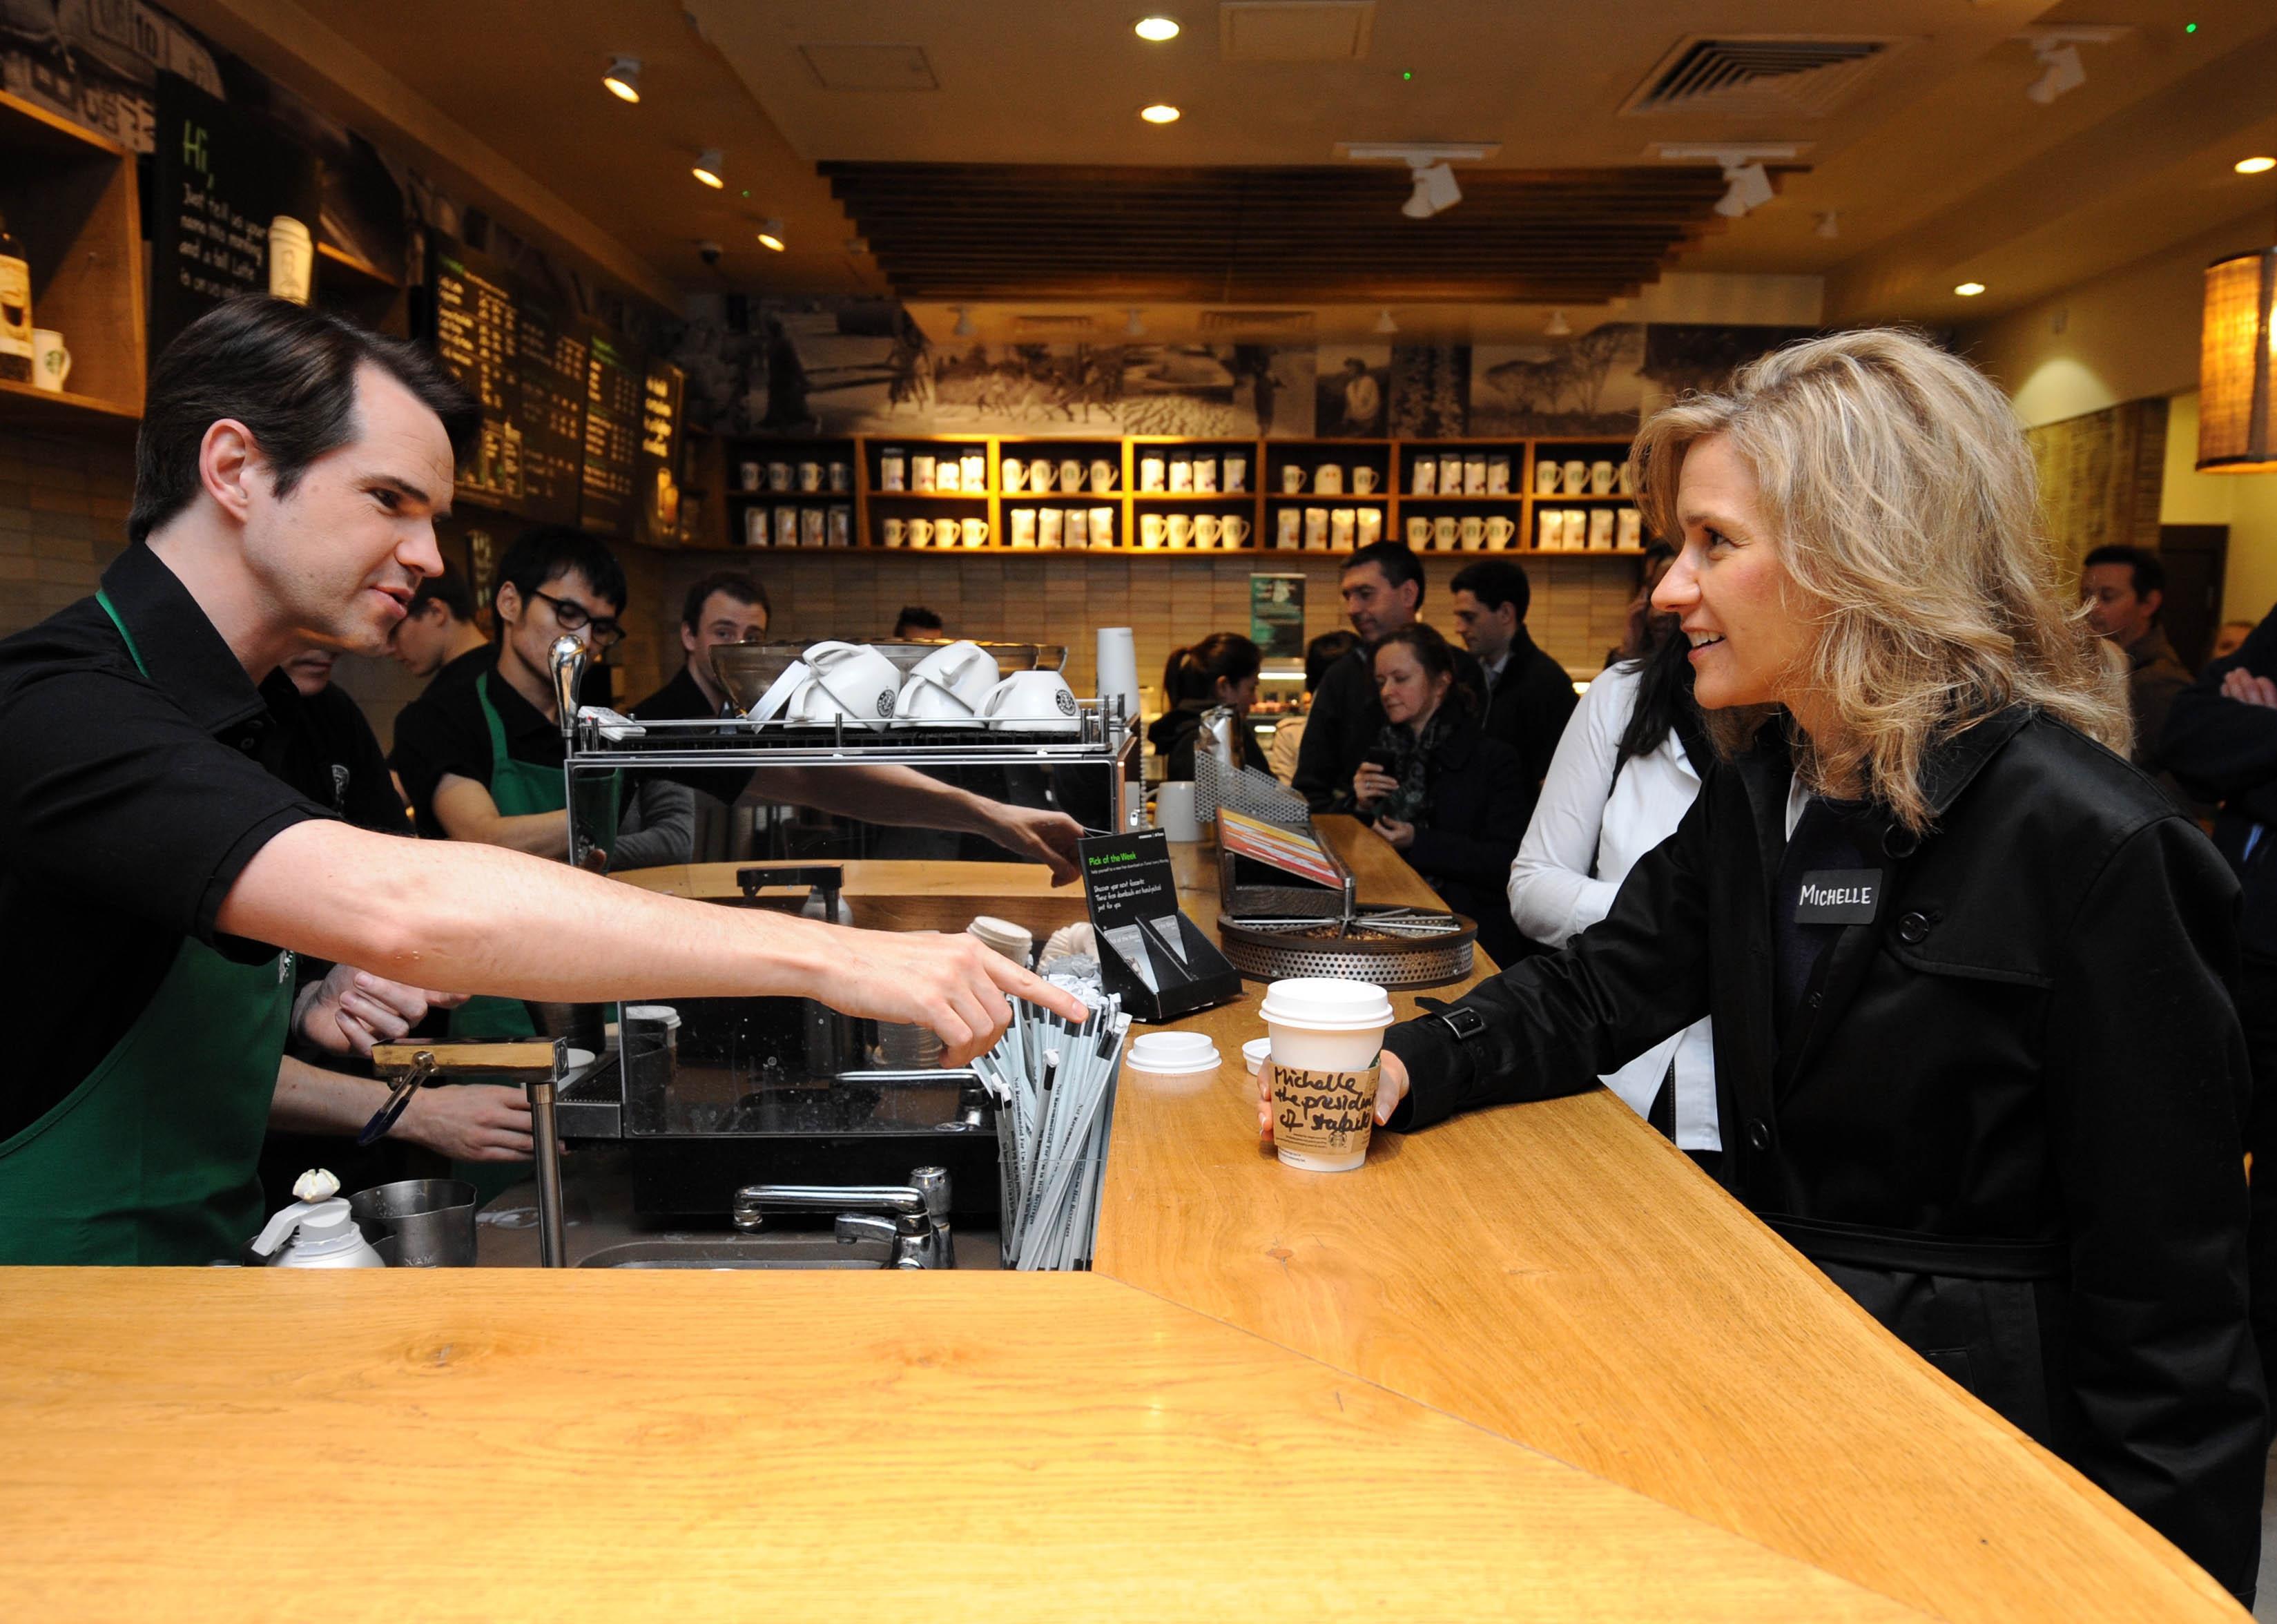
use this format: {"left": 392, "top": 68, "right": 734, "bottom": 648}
{"left": 579, "top": 327, "right": 643, "bottom": 536}
{"left": 427, "top": 233, "right": 585, "bottom": 529}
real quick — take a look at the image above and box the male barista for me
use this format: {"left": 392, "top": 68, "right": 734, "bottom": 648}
{"left": 632, "top": 570, "right": 769, "bottom": 722}
{"left": 1448, "top": 558, "right": 1578, "bottom": 789}
{"left": 386, "top": 566, "right": 489, "bottom": 690}
{"left": 0, "top": 296, "right": 1082, "bottom": 1265}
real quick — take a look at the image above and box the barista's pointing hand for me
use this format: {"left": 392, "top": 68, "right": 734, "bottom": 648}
{"left": 829, "top": 931, "right": 1088, "bottom": 1067}
{"left": 980, "top": 804, "right": 1086, "bottom": 886}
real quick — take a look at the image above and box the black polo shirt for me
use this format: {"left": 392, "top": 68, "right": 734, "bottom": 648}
{"left": 630, "top": 664, "right": 719, "bottom": 723}
{"left": 284, "top": 682, "right": 409, "bottom": 835}
{"left": 389, "top": 650, "right": 563, "bottom": 839}
{"left": 0, "top": 545, "right": 333, "bottom": 1141}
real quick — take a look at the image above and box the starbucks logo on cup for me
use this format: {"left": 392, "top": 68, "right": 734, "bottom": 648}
{"left": 1055, "top": 688, "right": 1078, "bottom": 716}
{"left": 876, "top": 690, "right": 895, "bottom": 718}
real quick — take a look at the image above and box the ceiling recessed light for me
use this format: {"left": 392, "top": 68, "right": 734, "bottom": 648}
{"left": 2237, "top": 156, "right": 2277, "bottom": 175}
{"left": 692, "top": 148, "right": 725, "bottom": 188}
{"left": 757, "top": 219, "right": 786, "bottom": 252}
{"left": 1133, "top": 16, "right": 1180, "bottom": 43}
{"left": 603, "top": 55, "right": 641, "bottom": 103}
{"left": 1955, "top": 282, "right": 1986, "bottom": 297}
{"left": 1139, "top": 103, "right": 1181, "bottom": 124}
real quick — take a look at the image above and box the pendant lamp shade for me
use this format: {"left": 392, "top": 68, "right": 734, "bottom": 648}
{"left": 2198, "top": 247, "right": 2277, "bottom": 472}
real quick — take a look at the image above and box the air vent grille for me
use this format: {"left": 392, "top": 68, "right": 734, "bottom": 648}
{"left": 1622, "top": 36, "right": 1904, "bottom": 119}
{"left": 1014, "top": 313, "right": 1096, "bottom": 333}
{"left": 1219, "top": 1, "right": 1374, "bottom": 63}
{"left": 1198, "top": 309, "right": 1317, "bottom": 336}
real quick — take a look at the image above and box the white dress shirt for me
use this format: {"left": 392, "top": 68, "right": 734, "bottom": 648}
{"left": 1506, "top": 663, "right": 1720, "bottom": 1150}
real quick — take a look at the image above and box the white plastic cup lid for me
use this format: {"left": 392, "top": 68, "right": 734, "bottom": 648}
{"left": 1128, "top": 1032, "right": 1221, "bottom": 1073}
{"left": 623, "top": 1004, "right": 681, "bottom": 1027}
{"left": 1242, "top": 1036, "right": 1272, "bottom": 1072}
{"left": 967, "top": 916, "right": 1035, "bottom": 949}
{"left": 1259, "top": 976, "right": 1395, "bottom": 1032}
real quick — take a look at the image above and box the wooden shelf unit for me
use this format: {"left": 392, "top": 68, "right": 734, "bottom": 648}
{"left": 0, "top": 88, "right": 145, "bottom": 430}
{"left": 682, "top": 431, "right": 1653, "bottom": 561}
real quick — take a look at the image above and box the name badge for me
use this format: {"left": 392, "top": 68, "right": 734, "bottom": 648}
{"left": 1794, "top": 869, "right": 1880, "bottom": 925}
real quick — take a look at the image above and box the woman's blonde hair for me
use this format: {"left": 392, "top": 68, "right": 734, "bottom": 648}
{"left": 1631, "top": 327, "right": 2129, "bottom": 833}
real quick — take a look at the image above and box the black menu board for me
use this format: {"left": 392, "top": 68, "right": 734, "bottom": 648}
{"left": 636, "top": 358, "right": 684, "bottom": 548}
{"left": 579, "top": 328, "right": 643, "bottom": 536}
{"left": 150, "top": 72, "right": 322, "bottom": 356}
{"left": 427, "top": 234, "right": 584, "bottom": 528}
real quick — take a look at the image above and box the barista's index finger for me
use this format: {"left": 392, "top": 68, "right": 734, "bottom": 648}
{"left": 986, "top": 954, "right": 1090, "bottom": 1025}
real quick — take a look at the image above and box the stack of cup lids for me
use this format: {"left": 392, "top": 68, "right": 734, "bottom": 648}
{"left": 1126, "top": 1030, "right": 1221, "bottom": 1074}
{"left": 1242, "top": 1037, "right": 1272, "bottom": 1076}
{"left": 967, "top": 916, "right": 1036, "bottom": 965}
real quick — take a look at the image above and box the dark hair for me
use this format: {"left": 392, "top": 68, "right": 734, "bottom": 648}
{"left": 1304, "top": 629, "right": 1360, "bottom": 692}
{"left": 893, "top": 606, "right": 944, "bottom": 635}
{"left": 130, "top": 296, "right": 477, "bottom": 545}
{"left": 1375, "top": 623, "right": 1477, "bottom": 718}
{"left": 406, "top": 566, "right": 474, "bottom": 624}
{"left": 1162, "top": 632, "right": 1262, "bottom": 707}
{"left": 1616, "top": 615, "right": 1700, "bottom": 766}
{"left": 1449, "top": 558, "right": 1531, "bottom": 621}
{"left": 681, "top": 570, "right": 770, "bottom": 632}
{"left": 2082, "top": 545, "right": 2164, "bottom": 605}
{"left": 497, "top": 525, "right": 628, "bottom": 614}
{"left": 1344, "top": 541, "right": 1425, "bottom": 606}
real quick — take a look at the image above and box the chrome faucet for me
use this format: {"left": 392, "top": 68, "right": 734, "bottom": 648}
{"left": 731, "top": 1166, "right": 954, "bottom": 1270}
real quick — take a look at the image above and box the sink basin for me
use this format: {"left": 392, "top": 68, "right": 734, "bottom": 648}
{"left": 578, "top": 1237, "right": 889, "bottom": 1270}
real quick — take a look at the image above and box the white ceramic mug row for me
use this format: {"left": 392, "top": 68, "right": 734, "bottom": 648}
{"left": 1270, "top": 507, "right": 1386, "bottom": 550}
{"left": 1536, "top": 458, "right": 1634, "bottom": 496}
{"left": 878, "top": 449, "right": 991, "bottom": 493}
{"left": 1278, "top": 464, "right": 1381, "bottom": 496}
{"left": 1404, "top": 514, "right": 1520, "bottom": 551}
{"left": 1536, "top": 508, "right": 1643, "bottom": 551}
{"left": 881, "top": 516, "right": 992, "bottom": 548}
{"left": 742, "top": 505, "right": 852, "bottom": 548}
{"left": 1410, "top": 454, "right": 1511, "bottom": 496}
{"left": 1004, "top": 507, "right": 1118, "bottom": 548}
{"left": 755, "top": 641, "right": 1081, "bottom": 735}
{"left": 1137, "top": 453, "right": 1247, "bottom": 493}
{"left": 738, "top": 458, "right": 850, "bottom": 494}
{"left": 1005, "top": 456, "right": 1119, "bottom": 494}
{"left": 1134, "top": 512, "right": 1252, "bottom": 549}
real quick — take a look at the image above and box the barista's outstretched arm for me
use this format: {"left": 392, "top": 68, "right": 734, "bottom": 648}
{"left": 750, "top": 764, "right": 1083, "bottom": 883}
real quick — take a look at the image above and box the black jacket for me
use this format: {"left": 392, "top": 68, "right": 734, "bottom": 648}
{"left": 1292, "top": 639, "right": 1486, "bottom": 812}
{"left": 1382, "top": 708, "right": 2265, "bottom": 1596}
{"left": 1346, "top": 715, "right": 1530, "bottom": 965}
{"left": 2162, "top": 609, "right": 2277, "bottom": 958}
{"left": 1482, "top": 628, "right": 1579, "bottom": 787}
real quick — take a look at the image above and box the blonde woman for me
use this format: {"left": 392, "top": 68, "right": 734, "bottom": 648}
{"left": 1263, "top": 330, "right": 2263, "bottom": 1597}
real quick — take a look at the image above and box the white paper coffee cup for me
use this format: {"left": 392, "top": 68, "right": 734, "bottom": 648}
{"left": 1259, "top": 977, "right": 1395, "bottom": 1172}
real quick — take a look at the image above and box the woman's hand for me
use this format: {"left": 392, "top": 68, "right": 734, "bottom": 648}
{"left": 294, "top": 965, "right": 470, "bottom": 1056}
{"left": 1375, "top": 816, "right": 1415, "bottom": 850}
{"left": 2222, "top": 667, "right": 2277, "bottom": 708}
{"left": 393, "top": 1083, "right": 536, "bottom": 1161}
{"left": 1353, "top": 761, "right": 1399, "bottom": 807}
{"left": 1257, "top": 1047, "right": 1412, "bottom": 1137}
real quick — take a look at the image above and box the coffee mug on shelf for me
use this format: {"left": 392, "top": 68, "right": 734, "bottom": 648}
{"left": 882, "top": 516, "right": 907, "bottom": 548}
{"left": 1304, "top": 507, "right": 1330, "bottom": 550}
{"left": 1141, "top": 513, "right": 1167, "bottom": 550}
{"left": 1356, "top": 509, "right": 1382, "bottom": 548}
{"left": 1167, "top": 513, "right": 1195, "bottom": 548}
{"left": 1537, "top": 510, "right": 1560, "bottom": 550}
{"left": 1405, "top": 515, "right": 1431, "bottom": 547}
{"left": 911, "top": 453, "right": 936, "bottom": 492}
{"left": 893, "top": 673, "right": 979, "bottom": 723}
{"left": 1002, "top": 459, "right": 1028, "bottom": 492}
{"left": 1314, "top": 464, "right": 1343, "bottom": 496}
{"left": 1589, "top": 508, "right": 1617, "bottom": 551}
{"left": 1039, "top": 506, "right": 1065, "bottom": 548}
{"left": 739, "top": 461, "right": 762, "bottom": 492}
{"left": 1563, "top": 509, "right": 1589, "bottom": 550}
{"left": 1487, "top": 455, "right": 1511, "bottom": 494}
{"left": 1192, "top": 457, "right": 1217, "bottom": 493}
{"left": 1168, "top": 454, "right": 1193, "bottom": 492}
{"left": 1091, "top": 456, "right": 1118, "bottom": 492}
{"left": 1618, "top": 461, "right": 1637, "bottom": 495}
{"left": 1562, "top": 460, "right": 1587, "bottom": 495}
{"left": 1433, "top": 515, "right": 1460, "bottom": 551}
{"left": 774, "top": 507, "right": 799, "bottom": 548}
{"left": 1486, "top": 515, "right": 1518, "bottom": 550}
{"left": 966, "top": 452, "right": 991, "bottom": 491}
{"left": 1458, "top": 516, "right": 1483, "bottom": 551}
{"left": 1590, "top": 461, "right": 1616, "bottom": 495}
{"left": 798, "top": 461, "right": 822, "bottom": 492}
{"left": 743, "top": 508, "right": 768, "bottom": 548}
{"left": 1351, "top": 466, "right": 1378, "bottom": 495}
{"left": 1281, "top": 464, "right": 1306, "bottom": 494}
{"left": 908, "top": 641, "right": 1002, "bottom": 713}
{"left": 1010, "top": 508, "right": 1038, "bottom": 549}
{"left": 1223, "top": 455, "right": 1248, "bottom": 492}
{"left": 750, "top": 659, "right": 810, "bottom": 722}
{"left": 1067, "top": 508, "right": 1093, "bottom": 548}
{"left": 908, "top": 516, "right": 936, "bottom": 548}
{"left": 1031, "top": 457, "right": 1058, "bottom": 493}
{"left": 1140, "top": 454, "right": 1166, "bottom": 492}
{"left": 799, "top": 641, "right": 903, "bottom": 728}
{"left": 1618, "top": 508, "right": 1644, "bottom": 549}
{"left": 1277, "top": 508, "right": 1302, "bottom": 548}
{"left": 828, "top": 461, "right": 851, "bottom": 492}
{"left": 1220, "top": 514, "right": 1250, "bottom": 548}
{"left": 829, "top": 505, "right": 851, "bottom": 547}
{"left": 1535, "top": 460, "right": 1562, "bottom": 495}
{"left": 982, "top": 668, "right": 1083, "bottom": 736}
{"left": 1194, "top": 514, "right": 1221, "bottom": 548}
{"left": 802, "top": 507, "right": 826, "bottom": 548}
{"left": 962, "top": 516, "right": 990, "bottom": 548}
{"left": 1411, "top": 459, "right": 1436, "bottom": 496}
{"left": 1089, "top": 505, "right": 1115, "bottom": 546}
{"left": 936, "top": 460, "right": 962, "bottom": 493}
{"left": 880, "top": 448, "right": 907, "bottom": 491}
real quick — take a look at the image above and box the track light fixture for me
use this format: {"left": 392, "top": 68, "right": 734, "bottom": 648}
{"left": 1125, "top": 307, "right": 1145, "bottom": 337}
{"left": 953, "top": 306, "right": 976, "bottom": 338}
{"left": 603, "top": 55, "right": 641, "bottom": 104}
{"left": 2016, "top": 26, "right": 2129, "bottom": 106}
{"left": 692, "top": 148, "right": 725, "bottom": 188}
{"left": 1543, "top": 309, "right": 1571, "bottom": 338}
{"left": 1815, "top": 211, "right": 1840, "bottom": 240}
{"left": 1337, "top": 143, "right": 1499, "bottom": 222}
{"left": 1652, "top": 144, "right": 1802, "bottom": 220}
{"left": 756, "top": 220, "right": 786, "bottom": 252}
{"left": 1374, "top": 309, "right": 1398, "bottom": 335}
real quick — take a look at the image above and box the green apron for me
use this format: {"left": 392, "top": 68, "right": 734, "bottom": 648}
{"left": 0, "top": 590, "right": 291, "bottom": 1264}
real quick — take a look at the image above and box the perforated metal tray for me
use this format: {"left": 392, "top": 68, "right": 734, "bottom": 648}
{"left": 1217, "top": 908, "right": 1476, "bottom": 988}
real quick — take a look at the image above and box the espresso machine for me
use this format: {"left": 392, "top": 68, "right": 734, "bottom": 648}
{"left": 539, "top": 638, "right": 1134, "bottom": 1229}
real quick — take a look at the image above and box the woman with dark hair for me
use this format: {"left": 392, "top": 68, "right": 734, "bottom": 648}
{"left": 1348, "top": 624, "right": 1530, "bottom": 965}
{"left": 1509, "top": 606, "right": 1718, "bottom": 1159}
{"left": 1149, "top": 632, "right": 1269, "bottom": 780}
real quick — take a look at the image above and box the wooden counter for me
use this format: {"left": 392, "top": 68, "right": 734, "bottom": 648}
{"left": 0, "top": 823, "right": 2245, "bottom": 1620}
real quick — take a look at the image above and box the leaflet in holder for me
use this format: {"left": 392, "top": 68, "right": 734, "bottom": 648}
{"left": 1079, "top": 829, "right": 1242, "bottom": 1023}
{"left": 1217, "top": 807, "right": 1357, "bottom": 920}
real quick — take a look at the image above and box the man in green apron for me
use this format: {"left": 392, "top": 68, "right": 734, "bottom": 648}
{"left": 0, "top": 297, "right": 1081, "bottom": 1265}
